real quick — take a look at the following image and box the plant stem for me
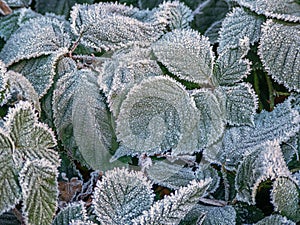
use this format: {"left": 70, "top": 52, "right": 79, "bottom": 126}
{"left": 265, "top": 73, "right": 274, "bottom": 111}
{"left": 253, "top": 70, "right": 263, "bottom": 111}
{"left": 13, "top": 207, "right": 23, "bottom": 224}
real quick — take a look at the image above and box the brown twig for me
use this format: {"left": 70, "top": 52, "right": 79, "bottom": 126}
{"left": 0, "top": 0, "right": 12, "bottom": 15}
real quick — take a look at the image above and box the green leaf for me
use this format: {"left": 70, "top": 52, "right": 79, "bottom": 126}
{"left": 0, "top": 211, "right": 21, "bottom": 225}
{"left": 235, "top": 141, "right": 290, "bottom": 204}
{"left": 93, "top": 167, "right": 154, "bottom": 225}
{"left": 10, "top": 51, "right": 66, "bottom": 97}
{"left": 218, "top": 7, "right": 263, "bottom": 52}
{"left": 258, "top": 20, "right": 300, "bottom": 92}
{"left": 271, "top": 177, "right": 300, "bottom": 222}
{"left": 71, "top": 69, "right": 124, "bottom": 171}
{"left": 0, "top": 132, "right": 21, "bottom": 215}
{"left": 214, "top": 47, "right": 251, "bottom": 85}
{"left": 19, "top": 159, "right": 59, "bottom": 225}
{"left": 6, "top": 101, "right": 59, "bottom": 168}
{"left": 35, "top": 0, "right": 93, "bottom": 17}
{"left": 5, "top": 70, "right": 41, "bottom": 113}
{"left": 4, "top": 0, "right": 31, "bottom": 7}
{"left": 114, "top": 76, "right": 200, "bottom": 158}
{"left": 191, "top": 89, "right": 225, "bottom": 148}
{"left": 152, "top": 29, "right": 215, "bottom": 86}
{"left": 181, "top": 204, "right": 236, "bottom": 225}
{"left": 254, "top": 214, "right": 296, "bottom": 225}
{"left": 132, "top": 179, "right": 211, "bottom": 225}
{"left": 52, "top": 202, "right": 87, "bottom": 225}
{"left": 0, "top": 17, "right": 71, "bottom": 66}
{"left": 235, "top": 0, "right": 300, "bottom": 22}
{"left": 70, "top": 3, "right": 160, "bottom": 51}
{"left": 0, "top": 61, "right": 8, "bottom": 102}
{"left": 220, "top": 83, "right": 258, "bottom": 126}
{"left": 204, "top": 96, "right": 300, "bottom": 169}
{"left": 0, "top": 8, "right": 40, "bottom": 41}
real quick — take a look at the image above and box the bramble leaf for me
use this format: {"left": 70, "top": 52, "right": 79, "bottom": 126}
{"left": 0, "top": 16, "right": 70, "bottom": 66}
{"left": 4, "top": 0, "right": 31, "bottom": 7}
{"left": 93, "top": 167, "right": 154, "bottom": 225}
{"left": 152, "top": 29, "right": 215, "bottom": 85}
{"left": 258, "top": 20, "right": 300, "bottom": 92}
{"left": 114, "top": 76, "right": 200, "bottom": 158}
{"left": 0, "top": 132, "right": 21, "bottom": 215}
{"left": 70, "top": 3, "right": 160, "bottom": 51}
{"left": 19, "top": 159, "right": 59, "bottom": 225}
{"left": 132, "top": 179, "right": 211, "bottom": 225}
{"left": 235, "top": 0, "right": 300, "bottom": 22}
{"left": 255, "top": 214, "right": 296, "bottom": 225}
{"left": 52, "top": 202, "right": 87, "bottom": 225}
{"left": 220, "top": 83, "right": 257, "bottom": 126}
{"left": 235, "top": 141, "right": 290, "bottom": 204}
{"left": 191, "top": 89, "right": 225, "bottom": 148}
{"left": 218, "top": 7, "right": 263, "bottom": 52}
{"left": 10, "top": 51, "right": 66, "bottom": 97}
{"left": 271, "top": 177, "right": 300, "bottom": 222}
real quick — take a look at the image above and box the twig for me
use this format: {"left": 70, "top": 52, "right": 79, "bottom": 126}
{"left": 0, "top": 0, "right": 12, "bottom": 15}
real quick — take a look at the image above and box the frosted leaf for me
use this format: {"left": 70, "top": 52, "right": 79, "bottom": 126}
{"left": 132, "top": 179, "right": 211, "bottom": 225}
{"left": 258, "top": 20, "right": 300, "bottom": 92}
{"left": 235, "top": 0, "right": 300, "bottom": 22}
{"left": 36, "top": 0, "right": 93, "bottom": 17}
{"left": 70, "top": 220, "right": 97, "bottom": 225}
{"left": 93, "top": 167, "right": 154, "bottom": 225}
{"left": 0, "top": 132, "right": 21, "bottom": 215}
{"left": 53, "top": 202, "right": 87, "bottom": 225}
{"left": 0, "top": 210, "right": 21, "bottom": 225}
{"left": 5, "top": 70, "right": 41, "bottom": 113}
{"left": 204, "top": 20, "right": 223, "bottom": 44}
{"left": 255, "top": 214, "right": 296, "bottom": 225}
{"left": 152, "top": 29, "right": 214, "bottom": 85}
{"left": 10, "top": 51, "right": 66, "bottom": 97}
{"left": 195, "top": 163, "right": 220, "bottom": 194}
{"left": 5, "top": 101, "right": 59, "bottom": 168}
{"left": 0, "top": 8, "right": 39, "bottom": 41}
{"left": 71, "top": 69, "right": 124, "bottom": 171}
{"left": 150, "top": 1, "right": 193, "bottom": 29}
{"left": 99, "top": 47, "right": 162, "bottom": 118}
{"left": 115, "top": 76, "right": 200, "bottom": 158}
{"left": 181, "top": 204, "right": 236, "bottom": 225}
{"left": 235, "top": 141, "right": 290, "bottom": 204}
{"left": 220, "top": 83, "right": 258, "bottom": 126}
{"left": 218, "top": 7, "right": 263, "bottom": 52}
{"left": 214, "top": 47, "right": 251, "bottom": 85}
{"left": 192, "top": 89, "right": 225, "bottom": 148}
{"left": 0, "top": 61, "right": 8, "bottom": 103}
{"left": 19, "top": 159, "right": 59, "bottom": 225}
{"left": 204, "top": 96, "right": 300, "bottom": 169}
{"left": 4, "top": 0, "right": 31, "bottom": 7}
{"left": 0, "top": 16, "right": 71, "bottom": 66}
{"left": 281, "top": 134, "right": 299, "bottom": 164}
{"left": 70, "top": 3, "right": 160, "bottom": 51}
{"left": 271, "top": 177, "right": 300, "bottom": 222}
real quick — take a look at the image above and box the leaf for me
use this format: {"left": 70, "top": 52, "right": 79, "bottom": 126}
{"left": 98, "top": 47, "right": 162, "bottom": 118}
{"left": 0, "top": 210, "right": 21, "bottom": 225}
{"left": 204, "top": 96, "right": 300, "bottom": 169}
{"left": 92, "top": 167, "right": 154, "bottom": 225}
{"left": 35, "top": 0, "right": 93, "bottom": 17}
{"left": 52, "top": 202, "right": 87, "bottom": 225}
{"left": 152, "top": 29, "right": 215, "bottom": 85}
{"left": 0, "top": 8, "right": 40, "bottom": 41}
{"left": 71, "top": 69, "right": 124, "bottom": 171}
{"left": 271, "top": 177, "right": 300, "bottom": 222}
{"left": 150, "top": 1, "right": 193, "bottom": 29}
{"left": 0, "top": 16, "right": 71, "bottom": 66}
{"left": 235, "top": 140, "right": 290, "bottom": 204}
{"left": 4, "top": 0, "right": 31, "bottom": 7}
{"left": 70, "top": 3, "right": 160, "bottom": 51}
{"left": 0, "top": 132, "right": 21, "bottom": 215}
{"left": 70, "top": 220, "right": 97, "bottom": 225}
{"left": 5, "top": 101, "right": 59, "bottom": 168}
{"left": 10, "top": 51, "right": 66, "bottom": 97}
{"left": 254, "top": 214, "right": 296, "bottom": 225}
{"left": 218, "top": 7, "right": 263, "bottom": 53}
{"left": 132, "top": 179, "right": 211, "bottom": 225}
{"left": 220, "top": 83, "right": 258, "bottom": 126}
{"left": 181, "top": 204, "right": 236, "bottom": 225}
{"left": 204, "top": 20, "right": 223, "bottom": 44}
{"left": 0, "top": 61, "right": 8, "bottom": 102}
{"left": 192, "top": 89, "right": 226, "bottom": 148}
{"left": 19, "top": 159, "right": 59, "bottom": 225}
{"left": 258, "top": 20, "right": 300, "bottom": 92}
{"left": 5, "top": 70, "right": 41, "bottom": 113}
{"left": 114, "top": 76, "right": 200, "bottom": 158}
{"left": 235, "top": 0, "right": 300, "bottom": 22}
{"left": 214, "top": 47, "right": 251, "bottom": 85}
